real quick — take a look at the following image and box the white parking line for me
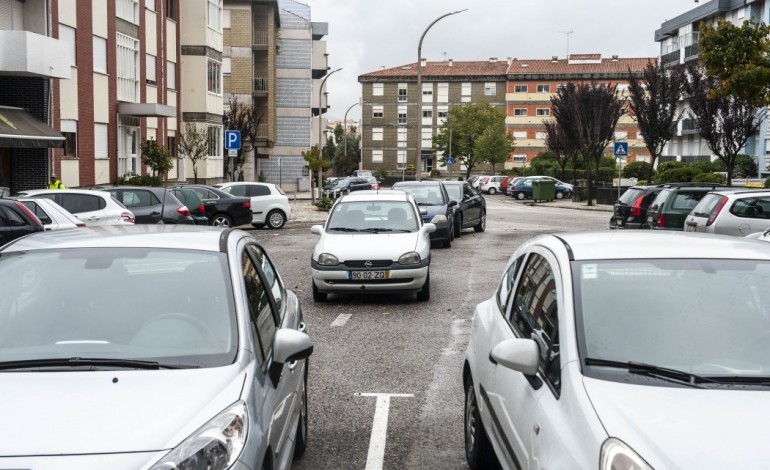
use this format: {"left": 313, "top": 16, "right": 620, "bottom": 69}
{"left": 358, "top": 393, "right": 414, "bottom": 470}
{"left": 330, "top": 313, "right": 352, "bottom": 327}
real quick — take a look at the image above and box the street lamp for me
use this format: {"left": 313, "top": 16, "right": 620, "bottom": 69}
{"left": 343, "top": 101, "right": 360, "bottom": 171}
{"left": 415, "top": 9, "right": 467, "bottom": 181}
{"left": 315, "top": 67, "right": 342, "bottom": 203}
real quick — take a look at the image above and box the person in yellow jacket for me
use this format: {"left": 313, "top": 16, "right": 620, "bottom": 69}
{"left": 47, "top": 175, "right": 66, "bottom": 189}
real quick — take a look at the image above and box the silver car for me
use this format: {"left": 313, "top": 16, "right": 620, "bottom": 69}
{"left": 465, "top": 231, "right": 770, "bottom": 469}
{"left": 0, "top": 226, "right": 312, "bottom": 469}
{"left": 685, "top": 189, "right": 770, "bottom": 236}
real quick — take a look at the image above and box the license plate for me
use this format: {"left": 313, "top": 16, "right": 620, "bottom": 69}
{"left": 349, "top": 270, "right": 389, "bottom": 280}
{"left": 685, "top": 224, "right": 696, "bottom": 232}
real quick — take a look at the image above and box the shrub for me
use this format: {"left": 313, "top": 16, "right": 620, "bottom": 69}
{"left": 657, "top": 161, "right": 688, "bottom": 172}
{"left": 115, "top": 173, "right": 162, "bottom": 186}
{"left": 691, "top": 160, "right": 722, "bottom": 174}
{"left": 622, "top": 161, "right": 652, "bottom": 180}
{"left": 764, "top": 177, "right": 770, "bottom": 188}
{"left": 599, "top": 157, "right": 617, "bottom": 169}
{"left": 657, "top": 167, "right": 700, "bottom": 183}
{"left": 692, "top": 172, "right": 726, "bottom": 184}
{"left": 314, "top": 196, "right": 334, "bottom": 211}
{"left": 734, "top": 154, "right": 759, "bottom": 178}
{"left": 429, "top": 168, "right": 442, "bottom": 177}
{"left": 596, "top": 168, "right": 616, "bottom": 182}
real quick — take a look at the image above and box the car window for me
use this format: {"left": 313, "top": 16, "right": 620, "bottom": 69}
{"left": 463, "top": 183, "right": 476, "bottom": 199}
{"left": 247, "top": 245, "right": 284, "bottom": 318}
{"left": 59, "top": 194, "right": 105, "bottom": 213}
{"left": 191, "top": 187, "right": 218, "bottom": 200}
{"left": 394, "top": 185, "right": 445, "bottom": 205}
{"left": 444, "top": 184, "right": 462, "bottom": 202}
{"left": 119, "top": 190, "right": 160, "bottom": 208}
{"left": 671, "top": 191, "right": 705, "bottom": 211}
{"left": 510, "top": 253, "right": 560, "bottom": 393}
{"left": 242, "top": 251, "right": 276, "bottom": 372}
{"left": 20, "top": 201, "right": 52, "bottom": 225}
{"left": 497, "top": 254, "right": 525, "bottom": 315}
{"left": 249, "top": 185, "right": 271, "bottom": 197}
{"left": 171, "top": 190, "right": 187, "bottom": 205}
{"left": 691, "top": 193, "right": 723, "bottom": 217}
{"left": 730, "top": 197, "right": 770, "bottom": 219}
{"left": 618, "top": 188, "right": 645, "bottom": 205}
{"left": 327, "top": 200, "right": 419, "bottom": 231}
{"left": 0, "top": 205, "right": 28, "bottom": 227}
{"left": 650, "top": 189, "right": 671, "bottom": 210}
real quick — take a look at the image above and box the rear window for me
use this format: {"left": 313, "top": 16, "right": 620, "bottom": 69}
{"left": 692, "top": 194, "right": 726, "bottom": 218}
{"left": 618, "top": 188, "right": 645, "bottom": 205}
{"left": 650, "top": 189, "right": 672, "bottom": 210}
{"left": 671, "top": 191, "right": 706, "bottom": 211}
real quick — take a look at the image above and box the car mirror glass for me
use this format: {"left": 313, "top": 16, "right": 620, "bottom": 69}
{"left": 490, "top": 338, "right": 540, "bottom": 376}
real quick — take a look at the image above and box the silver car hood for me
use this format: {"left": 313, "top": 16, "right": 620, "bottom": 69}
{"left": 318, "top": 232, "right": 419, "bottom": 260}
{"left": 0, "top": 365, "right": 246, "bottom": 457}
{"left": 583, "top": 376, "right": 770, "bottom": 468}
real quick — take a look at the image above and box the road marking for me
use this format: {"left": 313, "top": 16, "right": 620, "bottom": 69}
{"left": 330, "top": 313, "right": 352, "bottom": 327}
{"left": 357, "top": 393, "right": 414, "bottom": 470}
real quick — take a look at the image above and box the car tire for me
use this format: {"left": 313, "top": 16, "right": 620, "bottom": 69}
{"left": 209, "top": 213, "right": 233, "bottom": 227}
{"left": 443, "top": 237, "right": 452, "bottom": 248}
{"left": 267, "top": 210, "right": 286, "bottom": 229}
{"left": 293, "top": 368, "right": 309, "bottom": 457}
{"left": 488, "top": 187, "right": 497, "bottom": 195}
{"left": 417, "top": 272, "right": 430, "bottom": 301}
{"left": 555, "top": 191, "right": 564, "bottom": 200}
{"left": 312, "top": 281, "right": 327, "bottom": 302}
{"left": 473, "top": 211, "right": 486, "bottom": 233}
{"left": 516, "top": 192, "right": 525, "bottom": 200}
{"left": 455, "top": 215, "right": 463, "bottom": 238}
{"left": 465, "top": 381, "right": 498, "bottom": 470}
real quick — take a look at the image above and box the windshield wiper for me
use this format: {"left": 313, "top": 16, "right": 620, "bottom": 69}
{"left": 699, "top": 375, "right": 770, "bottom": 386}
{"left": 584, "top": 357, "right": 715, "bottom": 388}
{"left": 0, "top": 357, "right": 196, "bottom": 370}
{"left": 359, "top": 228, "right": 394, "bottom": 233}
{"left": 327, "top": 227, "right": 360, "bottom": 232}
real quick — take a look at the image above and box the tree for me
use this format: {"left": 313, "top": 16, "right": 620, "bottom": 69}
{"left": 302, "top": 145, "right": 329, "bottom": 204}
{"left": 222, "top": 96, "right": 262, "bottom": 181}
{"left": 474, "top": 125, "right": 515, "bottom": 174}
{"left": 140, "top": 139, "right": 174, "bottom": 179}
{"left": 685, "top": 64, "right": 765, "bottom": 185}
{"left": 332, "top": 124, "right": 360, "bottom": 176}
{"left": 627, "top": 61, "right": 687, "bottom": 182}
{"left": 177, "top": 122, "right": 209, "bottom": 183}
{"left": 622, "top": 161, "right": 653, "bottom": 180}
{"left": 699, "top": 19, "right": 770, "bottom": 106}
{"left": 543, "top": 120, "right": 575, "bottom": 181}
{"left": 433, "top": 102, "right": 509, "bottom": 178}
{"left": 551, "top": 82, "right": 624, "bottom": 205}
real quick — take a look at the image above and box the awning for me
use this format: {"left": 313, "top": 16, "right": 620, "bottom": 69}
{"left": 118, "top": 102, "right": 176, "bottom": 118}
{"left": 0, "top": 106, "right": 64, "bottom": 148}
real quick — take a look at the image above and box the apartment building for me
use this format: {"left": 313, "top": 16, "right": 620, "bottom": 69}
{"left": 358, "top": 59, "right": 509, "bottom": 175}
{"left": 506, "top": 54, "right": 653, "bottom": 166}
{"left": 0, "top": 0, "right": 70, "bottom": 192}
{"left": 655, "top": 0, "right": 768, "bottom": 174}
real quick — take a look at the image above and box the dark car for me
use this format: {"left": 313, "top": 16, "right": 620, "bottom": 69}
{"left": 168, "top": 187, "right": 208, "bottom": 225}
{"left": 509, "top": 177, "right": 573, "bottom": 200}
{"left": 0, "top": 199, "right": 44, "bottom": 245}
{"left": 102, "top": 187, "right": 193, "bottom": 224}
{"left": 322, "top": 177, "right": 373, "bottom": 199}
{"left": 610, "top": 184, "right": 665, "bottom": 229}
{"left": 645, "top": 183, "right": 726, "bottom": 230}
{"left": 174, "top": 185, "right": 253, "bottom": 228}
{"left": 391, "top": 181, "right": 457, "bottom": 248}
{"left": 442, "top": 181, "right": 486, "bottom": 236}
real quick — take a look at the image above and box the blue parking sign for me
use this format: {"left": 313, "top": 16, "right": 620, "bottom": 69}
{"left": 225, "top": 130, "right": 241, "bottom": 150}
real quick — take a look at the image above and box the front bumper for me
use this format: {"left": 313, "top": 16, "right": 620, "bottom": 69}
{"left": 312, "top": 259, "right": 429, "bottom": 294}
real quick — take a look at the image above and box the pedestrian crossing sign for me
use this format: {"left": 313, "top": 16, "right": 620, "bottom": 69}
{"left": 613, "top": 142, "right": 628, "bottom": 157}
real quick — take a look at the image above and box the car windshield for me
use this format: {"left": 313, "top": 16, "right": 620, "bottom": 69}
{"left": 0, "top": 248, "right": 237, "bottom": 368}
{"left": 394, "top": 186, "right": 445, "bottom": 205}
{"left": 575, "top": 259, "right": 770, "bottom": 379}
{"left": 326, "top": 200, "right": 418, "bottom": 232}
{"left": 444, "top": 184, "right": 462, "bottom": 202}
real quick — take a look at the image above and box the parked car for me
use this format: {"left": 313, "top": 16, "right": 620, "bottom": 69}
{"left": 172, "top": 185, "right": 252, "bottom": 228}
{"left": 321, "top": 177, "right": 373, "bottom": 199}
{"left": 464, "top": 230, "right": 770, "bottom": 470}
{"left": 17, "top": 189, "right": 135, "bottom": 226}
{"left": 391, "top": 180, "right": 456, "bottom": 248}
{"left": 214, "top": 182, "right": 291, "bottom": 229}
{"left": 505, "top": 176, "right": 525, "bottom": 196}
{"left": 310, "top": 190, "right": 435, "bottom": 302}
{"left": 684, "top": 189, "right": 770, "bottom": 236}
{"left": 0, "top": 226, "right": 313, "bottom": 469}
{"left": 100, "top": 187, "right": 193, "bottom": 225}
{"left": 479, "top": 176, "right": 506, "bottom": 195}
{"left": 468, "top": 175, "right": 487, "bottom": 189}
{"left": 645, "top": 183, "right": 724, "bottom": 230}
{"left": 18, "top": 198, "right": 85, "bottom": 231}
{"left": 536, "top": 175, "right": 574, "bottom": 191}
{"left": 0, "top": 198, "right": 44, "bottom": 245}
{"left": 167, "top": 187, "right": 208, "bottom": 225}
{"left": 366, "top": 176, "right": 380, "bottom": 190}
{"left": 442, "top": 181, "right": 486, "bottom": 236}
{"left": 610, "top": 184, "right": 665, "bottom": 229}
{"left": 509, "top": 176, "right": 573, "bottom": 200}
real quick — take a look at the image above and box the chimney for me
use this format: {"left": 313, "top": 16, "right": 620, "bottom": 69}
{"left": 612, "top": 55, "right": 619, "bottom": 61}
{"left": 420, "top": 58, "right": 426, "bottom": 67}
{"left": 552, "top": 56, "right": 558, "bottom": 62}
{"left": 507, "top": 57, "right": 512, "bottom": 65}
{"left": 448, "top": 59, "right": 453, "bottom": 67}
{"left": 489, "top": 57, "right": 498, "bottom": 63}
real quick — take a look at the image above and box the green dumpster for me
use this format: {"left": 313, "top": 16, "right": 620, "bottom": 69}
{"left": 532, "top": 179, "right": 556, "bottom": 202}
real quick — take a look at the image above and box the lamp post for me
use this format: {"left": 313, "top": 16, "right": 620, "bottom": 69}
{"left": 415, "top": 9, "right": 467, "bottom": 181}
{"left": 314, "top": 67, "right": 342, "bottom": 203}
{"left": 343, "top": 101, "right": 360, "bottom": 171}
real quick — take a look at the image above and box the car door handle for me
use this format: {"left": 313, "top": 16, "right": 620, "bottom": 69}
{"left": 87, "top": 216, "right": 100, "bottom": 221}
{"left": 150, "top": 211, "right": 161, "bottom": 216}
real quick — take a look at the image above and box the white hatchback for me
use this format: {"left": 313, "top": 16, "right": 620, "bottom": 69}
{"left": 310, "top": 190, "right": 435, "bottom": 302}
{"left": 17, "top": 189, "right": 135, "bottom": 226}
{"left": 215, "top": 182, "right": 291, "bottom": 229}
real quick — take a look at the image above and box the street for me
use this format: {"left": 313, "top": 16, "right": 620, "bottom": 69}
{"left": 250, "top": 197, "right": 610, "bottom": 470}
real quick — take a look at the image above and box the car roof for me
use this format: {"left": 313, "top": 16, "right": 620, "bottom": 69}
{"left": 706, "top": 189, "right": 770, "bottom": 197}
{"left": 2, "top": 225, "right": 233, "bottom": 253}
{"left": 547, "top": 231, "right": 770, "bottom": 261}
{"left": 392, "top": 181, "right": 443, "bottom": 186}
{"left": 19, "top": 189, "right": 113, "bottom": 197}
{"left": 216, "top": 182, "right": 272, "bottom": 187}
{"left": 339, "top": 190, "right": 410, "bottom": 202}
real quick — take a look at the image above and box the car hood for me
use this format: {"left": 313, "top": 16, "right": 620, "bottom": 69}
{"left": 0, "top": 365, "right": 246, "bottom": 456}
{"left": 583, "top": 377, "right": 770, "bottom": 468}
{"left": 317, "top": 232, "right": 420, "bottom": 260}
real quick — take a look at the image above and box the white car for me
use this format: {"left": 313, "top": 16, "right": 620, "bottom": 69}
{"left": 310, "top": 190, "right": 435, "bottom": 302}
{"left": 215, "top": 182, "right": 291, "bottom": 229}
{"left": 17, "top": 189, "right": 135, "bottom": 226}
{"left": 479, "top": 176, "right": 506, "bottom": 195}
{"left": 465, "top": 231, "right": 770, "bottom": 470}
{"left": 17, "top": 198, "right": 85, "bottom": 231}
{"left": 685, "top": 189, "right": 770, "bottom": 236}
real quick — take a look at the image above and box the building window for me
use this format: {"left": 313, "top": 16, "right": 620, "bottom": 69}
{"left": 95, "top": 123, "right": 108, "bottom": 159}
{"left": 615, "top": 131, "right": 628, "bottom": 140}
{"left": 438, "top": 110, "right": 448, "bottom": 119}
{"left": 145, "top": 0, "right": 155, "bottom": 10}
{"left": 167, "top": 61, "right": 176, "bottom": 90}
{"left": 461, "top": 82, "right": 471, "bottom": 96}
{"left": 372, "top": 149, "right": 383, "bottom": 163}
{"left": 207, "top": 0, "right": 222, "bottom": 31}
{"left": 513, "top": 131, "right": 527, "bottom": 139}
{"left": 222, "top": 57, "right": 232, "bottom": 76}
{"left": 536, "top": 132, "right": 547, "bottom": 140}
{"left": 397, "top": 127, "right": 407, "bottom": 147}
{"left": 208, "top": 59, "right": 222, "bottom": 95}
{"left": 398, "top": 84, "right": 407, "bottom": 102}
{"left": 61, "top": 120, "right": 77, "bottom": 158}
{"left": 373, "top": 83, "right": 384, "bottom": 96}
{"left": 208, "top": 125, "right": 222, "bottom": 157}
{"left": 536, "top": 108, "right": 550, "bottom": 116}
{"left": 514, "top": 109, "right": 527, "bottom": 116}
{"left": 422, "top": 83, "right": 433, "bottom": 103}
{"left": 372, "top": 127, "right": 383, "bottom": 141}
{"left": 59, "top": 25, "right": 76, "bottom": 66}
{"left": 397, "top": 106, "right": 407, "bottom": 125}
{"left": 397, "top": 150, "right": 407, "bottom": 166}
{"left": 146, "top": 54, "right": 157, "bottom": 84}
{"left": 222, "top": 9, "right": 231, "bottom": 28}
{"left": 166, "top": 0, "right": 176, "bottom": 20}
{"left": 117, "top": 33, "right": 140, "bottom": 103}
{"left": 372, "top": 105, "right": 384, "bottom": 118}
{"left": 484, "top": 82, "right": 497, "bottom": 96}
{"left": 422, "top": 110, "right": 432, "bottom": 118}
{"left": 537, "top": 84, "right": 551, "bottom": 93}
{"left": 93, "top": 36, "right": 107, "bottom": 73}
{"left": 167, "top": 135, "right": 177, "bottom": 159}
{"left": 438, "top": 83, "right": 449, "bottom": 102}
{"left": 513, "top": 155, "right": 527, "bottom": 163}
{"left": 514, "top": 84, "right": 528, "bottom": 93}
{"left": 117, "top": 0, "right": 140, "bottom": 24}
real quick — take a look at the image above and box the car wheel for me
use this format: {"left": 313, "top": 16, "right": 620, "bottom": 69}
{"left": 267, "top": 210, "right": 286, "bottom": 229}
{"left": 488, "top": 187, "right": 496, "bottom": 195}
{"left": 443, "top": 237, "right": 452, "bottom": 248}
{"left": 465, "top": 381, "right": 497, "bottom": 469}
{"left": 209, "top": 213, "right": 233, "bottom": 227}
{"left": 515, "top": 192, "right": 525, "bottom": 200}
{"left": 455, "top": 215, "right": 463, "bottom": 238}
{"left": 417, "top": 272, "right": 430, "bottom": 301}
{"left": 312, "top": 281, "right": 327, "bottom": 302}
{"left": 474, "top": 211, "right": 486, "bottom": 233}
{"left": 293, "top": 368, "right": 309, "bottom": 457}
{"left": 555, "top": 191, "right": 564, "bottom": 200}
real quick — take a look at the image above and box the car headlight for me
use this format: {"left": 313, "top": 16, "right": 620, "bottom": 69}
{"left": 318, "top": 253, "right": 339, "bottom": 266}
{"left": 600, "top": 438, "right": 652, "bottom": 470}
{"left": 399, "top": 252, "right": 421, "bottom": 265}
{"left": 150, "top": 401, "right": 248, "bottom": 470}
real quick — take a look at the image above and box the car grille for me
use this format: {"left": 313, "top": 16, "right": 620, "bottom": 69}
{"left": 344, "top": 260, "right": 393, "bottom": 268}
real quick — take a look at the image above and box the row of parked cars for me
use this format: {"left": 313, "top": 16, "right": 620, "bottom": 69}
{"left": 469, "top": 174, "right": 575, "bottom": 200}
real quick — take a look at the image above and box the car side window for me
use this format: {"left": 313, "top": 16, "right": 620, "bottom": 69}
{"left": 20, "top": 201, "right": 51, "bottom": 225}
{"left": 121, "top": 190, "right": 159, "bottom": 208}
{"left": 731, "top": 197, "right": 770, "bottom": 219}
{"left": 241, "top": 251, "right": 276, "bottom": 371}
{"left": 0, "top": 206, "right": 28, "bottom": 227}
{"left": 497, "top": 254, "right": 525, "bottom": 315}
{"left": 247, "top": 245, "right": 284, "bottom": 317}
{"left": 463, "top": 183, "right": 475, "bottom": 199}
{"left": 172, "top": 190, "right": 187, "bottom": 205}
{"left": 192, "top": 188, "right": 217, "bottom": 200}
{"left": 226, "top": 185, "right": 247, "bottom": 197}
{"left": 60, "top": 194, "right": 104, "bottom": 213}
{"left": 509, "top": 253, "right": 561, "bottom": 394}
{"left": 249, "top": 185, "right": 271, "bottom": 197}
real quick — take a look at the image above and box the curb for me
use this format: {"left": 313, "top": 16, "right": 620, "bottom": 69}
{"left": 503, "top": 199, "right": 613, "bottom": 213}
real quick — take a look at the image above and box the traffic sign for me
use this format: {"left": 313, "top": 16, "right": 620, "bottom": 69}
{"left": 445, "top": 155, "right": 455, "bottom": 165}
{"left": 228, "top": 149, "right": 238, "bottom": 158}
{"left": 225, "top": 130, "right": 241, "bottom": 150}
{"left": 613, "top": 142, "right": 628, "bottom": 157}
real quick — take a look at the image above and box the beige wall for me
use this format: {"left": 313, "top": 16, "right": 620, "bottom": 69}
{"left": 179, "top": 1, "right": 206, "bottom": 45}
{"left": 60, "top": 67, "right": 78, "bottom": 120}
{"left": 94, "top": 160, "right": 110, "bottom": 185}
{"left": 180, "top": 55, "right": 207, "bottom": 112}
{"left": 58, "top": 0, "right": 76, "bottom": 28}
{"left": 145, "top": 9, "right": 157, "bottom": 56}
{"left": 93, "top": 73, "right": 109, "bottom": 123}
{"left": 92, "top": 0, "right": 107, "bottom": 38}
{"left": 61, "top": 159, "right": 79, "bottom": 187}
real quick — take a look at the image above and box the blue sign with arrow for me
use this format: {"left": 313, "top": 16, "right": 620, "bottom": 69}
{"left": 613, "top": 142, "right": 628, "bottom": 158}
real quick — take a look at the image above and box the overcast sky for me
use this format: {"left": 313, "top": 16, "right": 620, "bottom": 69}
{"left": 305, "top": 0, "right": 700, "bottom": 120}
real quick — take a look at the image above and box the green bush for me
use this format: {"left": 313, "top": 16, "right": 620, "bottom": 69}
{"left": 314, "top": 196, "right": 334, "bottom": 211}
{"left": 115, "top": 173, "right": 162, "bottom": 186}
{"left": 457, "top": 176, "right": 464, "bottom": 181}
{"left": 599, "top": 157, "right": 617, "bottom": 169}
{"left": 691, "top": 160, "right": 722, "bottom": 174}
{"left": 623, "top": 161, "right": 652, "bottom": 180}
{"left": 596, "top": 168, "right": 616, "bottom": 182}
{"left": 657, "top": 167, "right": 700, "bottom": 183}
{"left": 429, "top": 168, "right": 442, "bottom": 177}
{"left": 657, "top": 161, "right": 688, "bottom": 172}
{"left": 734, "top": 154, "right": 759, "bottom": 178}
{"left": 764, "top": 177, "right": 770, "bottom": 188}
{"left": 692, "top": 172, "right": 727, "bottom": 184}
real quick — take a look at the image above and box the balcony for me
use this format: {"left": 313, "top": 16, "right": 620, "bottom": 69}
{"left": 253, "top": 31, "right": 268, "bottom": 48}
{"left": 681, "top": 118, "right": 698, "bottom": 135}
{"left": 661, "top": 50, "right": 681, "bottom": 67}
{"left": 684, "top": 43, "right": 699, "bottom": 60}
{"left": 0, "top": 31, "right": 71, "bottom": 79}
{"left": 253, "top": 78, "right": 268, "bottom": 97}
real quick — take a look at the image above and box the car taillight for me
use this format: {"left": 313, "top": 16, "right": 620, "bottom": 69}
{"left": 198, "top": 204, "right": 205, "bottom": 215}
{"left": 75, "top": 222, "right": 86, "bottom": 228}
{"left": 706, "top": 196, "right": 728, "bottom": 226}
{"left": 242, "top": 201, "right": 251, "bottom": 209}
{"left": 656, "top": 214, "right": 666, "bottom": 228}
{"left": 177, "top": 205, "right": 191, "bottom": 217}
{"left": 121, "top": 211, "right": 135, "bottom": 224}
{"left": 14, "top": 201, "right": 44, "bottom": 229}
{"left": 629, "top": 194, "right": 644, "bottom": 217}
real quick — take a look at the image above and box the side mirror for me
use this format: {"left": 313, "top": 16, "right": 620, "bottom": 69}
{"left": 419, "top": 207, "right": 428, "bottom": 216}
{"left": 448, "top": 200, "right": 458, "bottom": 208}
{"left": 269, "top": 329, "right": 314, "bottom": 384}
{"left": 431, "top": 214, "right": 448, "bottom": 225}
{"left": 310, "top": 225, "right": 324, "bottom": 235}
{"left": 422, "top": 222, "right": 437, "bottom": 234}
{"left": 489, "top": 338, "right": 540, "bottom": 375}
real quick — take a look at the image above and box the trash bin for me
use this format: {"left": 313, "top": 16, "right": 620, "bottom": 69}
{"left": 532, "top": 179, "right": 556, "bottom": 202}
